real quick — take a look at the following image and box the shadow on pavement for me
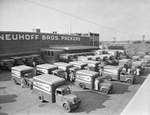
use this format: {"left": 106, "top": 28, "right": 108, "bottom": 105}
{"left": 72, "top": 90, "right": 111, "bottom": 113}
{"left": 111, "top": 82, "right": 130, "bottom": 94}
{"left": 134, "top": 75, "right": 146, "bottom": 85}
{"left": 0, "top": 87, "right": 6, "bottom": 90}
{"left": 0, "top": 94, "right": 17, "bottom": 104}
{"left": 0, "top": 70, "right": 11, "bottom": 82}
{"left": 0, "top": 112, "right": 8, "bottom": 115}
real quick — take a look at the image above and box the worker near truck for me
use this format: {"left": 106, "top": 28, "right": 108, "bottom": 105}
{"left": 94, "top": 78, "right": 99, "bottom": 90}
{"left": 21, "top": 75, "right": 27, "bottom": 88}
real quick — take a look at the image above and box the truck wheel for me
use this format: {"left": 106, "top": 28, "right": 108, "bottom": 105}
{"left": 79, "top": 83, "right": 85, "bottom": 89}
{"left": 13, "top": 78, "right": 18, "bottom": 85}
{"left": 101, "top": 88, "right": 108, "bottom": 94}
{"left": 38, "top": 94, "right": 44, "bottom": 102}
{"left": 63, "top": 103, "right": 71, "bottom": 112}
{"left": 126, "top": 79, "right": 133, "bottom": 85}
{"left": 106, "top": 75, "right": 112, "bottom": 81}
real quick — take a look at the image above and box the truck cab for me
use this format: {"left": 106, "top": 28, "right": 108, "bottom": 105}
{"left": 54, "top": 62, "right": 74, "bottom": 81}
{"left": 68, "top": 66, "right": 80, "bottom": 82}
{"left": 23, "top": 55, "right": 35, "bottom": 67}
{"left": 75, "top": 70, "right": 113, "bottom": 94}
{"left": 33, "top": 74, "right": 81, "bottom": 112}
{"left": 36, "top": 64, "right": 58, "bottom": 75}
{"left": 0, "top": 59, "right": 14, "bottom": 71}
{"left": 11, "top": 65, "right": 36, "bottom": 88}
{"left": 132, "top": 61, "right": 145, "bottom": 74}
{"left": 81, "top": 60, "right": 104, "bottom": 75}
{"left": 9, "top": 56, "right": 24, "bottom": 66}
{"left": 103, "top": 65, "right": 135, "bottom": 84}
{"left": 119, "top": 59, "right": 132, "bottom": 68}
{"left": 30, "top": 54, "right": 45, "bottom": 65}
{"left": 132, "top": 55, "right": 142, "bottom": 62}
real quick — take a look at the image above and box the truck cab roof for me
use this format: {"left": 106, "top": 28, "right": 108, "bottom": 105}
{"left": 34, "top": 74, "right": 65, "bottom": 84}
{"left": 11, "top": 65, "right": 34, "bottom": 71}
{"left": 76, "top": 70, "right": 98, "bottom": 76}
{"left": 37, "top": 64, "right": 58, "bottom": 69}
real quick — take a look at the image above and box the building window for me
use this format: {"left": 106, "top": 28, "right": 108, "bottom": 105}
{"left": 48, "top": 51, "right": 50, "bottom": 56}
{"left": 51, "top": 51, "right": 54, "bottom": 56}
{"left": 44, "top": 51, "right": 47, "bottom": 55}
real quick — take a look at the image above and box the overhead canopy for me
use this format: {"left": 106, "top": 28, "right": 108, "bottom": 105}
{"left": 49, "top": 45, "right": 99, "bottom": 51}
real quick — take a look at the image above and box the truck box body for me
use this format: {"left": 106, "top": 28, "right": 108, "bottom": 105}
{"left": 75, "top": 70, "right": 99, "bottom": 89}
{"left": 33, "top": 74, "right": 65, "bottom": 103}
{"left": 11, "top": 65, "right": 35, "bottom": 84}
{"left": 36, "top": 64, "right": 58, "bottom": 75}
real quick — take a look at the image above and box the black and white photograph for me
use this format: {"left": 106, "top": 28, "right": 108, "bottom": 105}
{"left": 0, "top": 0, "right": 150, "bottom": 115}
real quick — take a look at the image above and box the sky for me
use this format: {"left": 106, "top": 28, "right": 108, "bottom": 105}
{"left": 0, "top": 0, "right": 150, "bottom": 41}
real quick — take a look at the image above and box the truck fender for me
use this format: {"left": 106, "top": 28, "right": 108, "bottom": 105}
{"left": 62, "top": 101, "right": 71, "bottom": 112}
{"left": 100, "top": 87, "right": 109, "bottom": 94}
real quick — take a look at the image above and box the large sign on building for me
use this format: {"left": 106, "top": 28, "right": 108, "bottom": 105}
{"left": 0, "top": 33, "right": 80, "bottom": 41}
{"left": 0, "top": 31, "right": 90, "bottom": 57}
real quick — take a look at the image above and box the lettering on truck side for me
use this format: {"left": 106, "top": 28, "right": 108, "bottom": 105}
{"left": 76, "top": 75, "right": 91, "bottom": 84}
{"left": 11, "top": 70, "right": 20, "bottom": 78}
{"left": 104, "top": 69, "right": 118, "bottom": 75}
{"left": 34, "top": 81, "right": 51, "bottom": 92}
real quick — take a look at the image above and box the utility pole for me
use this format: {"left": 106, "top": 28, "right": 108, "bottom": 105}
{"left": 114, "top": 37, "right": 116, "bottom": 43}
{"left": 142, "top": 35, "right": 145, "bottom": 43}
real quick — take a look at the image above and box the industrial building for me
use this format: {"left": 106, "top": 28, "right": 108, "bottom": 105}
{"left": 0, "top": 29, "right": 100, "bottom": 59}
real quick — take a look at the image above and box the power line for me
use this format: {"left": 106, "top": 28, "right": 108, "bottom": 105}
{"left": 24, "top": 0, "right": 141, "bottom": 38}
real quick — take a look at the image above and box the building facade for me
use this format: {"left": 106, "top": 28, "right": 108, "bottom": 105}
{"left": 0, "top": 31, "right": 99, "bottom": 58}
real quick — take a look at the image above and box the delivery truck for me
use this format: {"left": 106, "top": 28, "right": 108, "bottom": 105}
{"left": 103, "top": 65, "right": 135, "bottom": 84}
{"left": 32, "top": 74, "right": 81, "bottom": 112}
{"left": 36, "top": 63, "right": 66, "bottom": 79}
{"left": 11, "top": 65, "right": 36, "bottom": 88}
{"left": 0, "top": 59, "right": 14, "bottom": 71}
{"left": 29, "top": 54, "right": 45, "bottom": 65}
{"left": 75, "top": 70, "right": 113, "bottom": 94}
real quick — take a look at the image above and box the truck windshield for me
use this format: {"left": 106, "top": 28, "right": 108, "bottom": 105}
{"left": 63, "top": 87, "right": 71, "bottom": 95}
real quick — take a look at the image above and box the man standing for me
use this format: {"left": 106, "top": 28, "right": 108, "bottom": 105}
{"left": 94, "top": 78, "right": 99, "bottom": 90}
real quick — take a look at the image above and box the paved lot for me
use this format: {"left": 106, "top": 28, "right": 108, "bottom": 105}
{"left": 0, "top": 67, "right": 149, "bottom": 115}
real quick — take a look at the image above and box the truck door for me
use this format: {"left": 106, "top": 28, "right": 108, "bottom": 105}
{"left": 119, "top": 72, "right": 127, "bottom": 81}
{"left": 55, "top": 90, "right": 63, "bottom": 106}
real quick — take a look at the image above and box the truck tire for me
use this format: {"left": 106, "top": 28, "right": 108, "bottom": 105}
{"left": 126, "top": 79, "right": 133, "bottom": 85}
{"left": 38, "top": 94, "right": 44, "bottom": 102}
{"left": 63, "top": 103, "right": 71, "bottom": 112}
{"left": 13, "top": 78, "right": 18, "bottom": 85}
{"left": 101, "top": 88, "right": 109, "bottom": 94}
{"left": 106, "top": 75, "right": 112, "bottom": 81}
{"left": 79, "top": 83, "right": 85, "bottom": 89}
